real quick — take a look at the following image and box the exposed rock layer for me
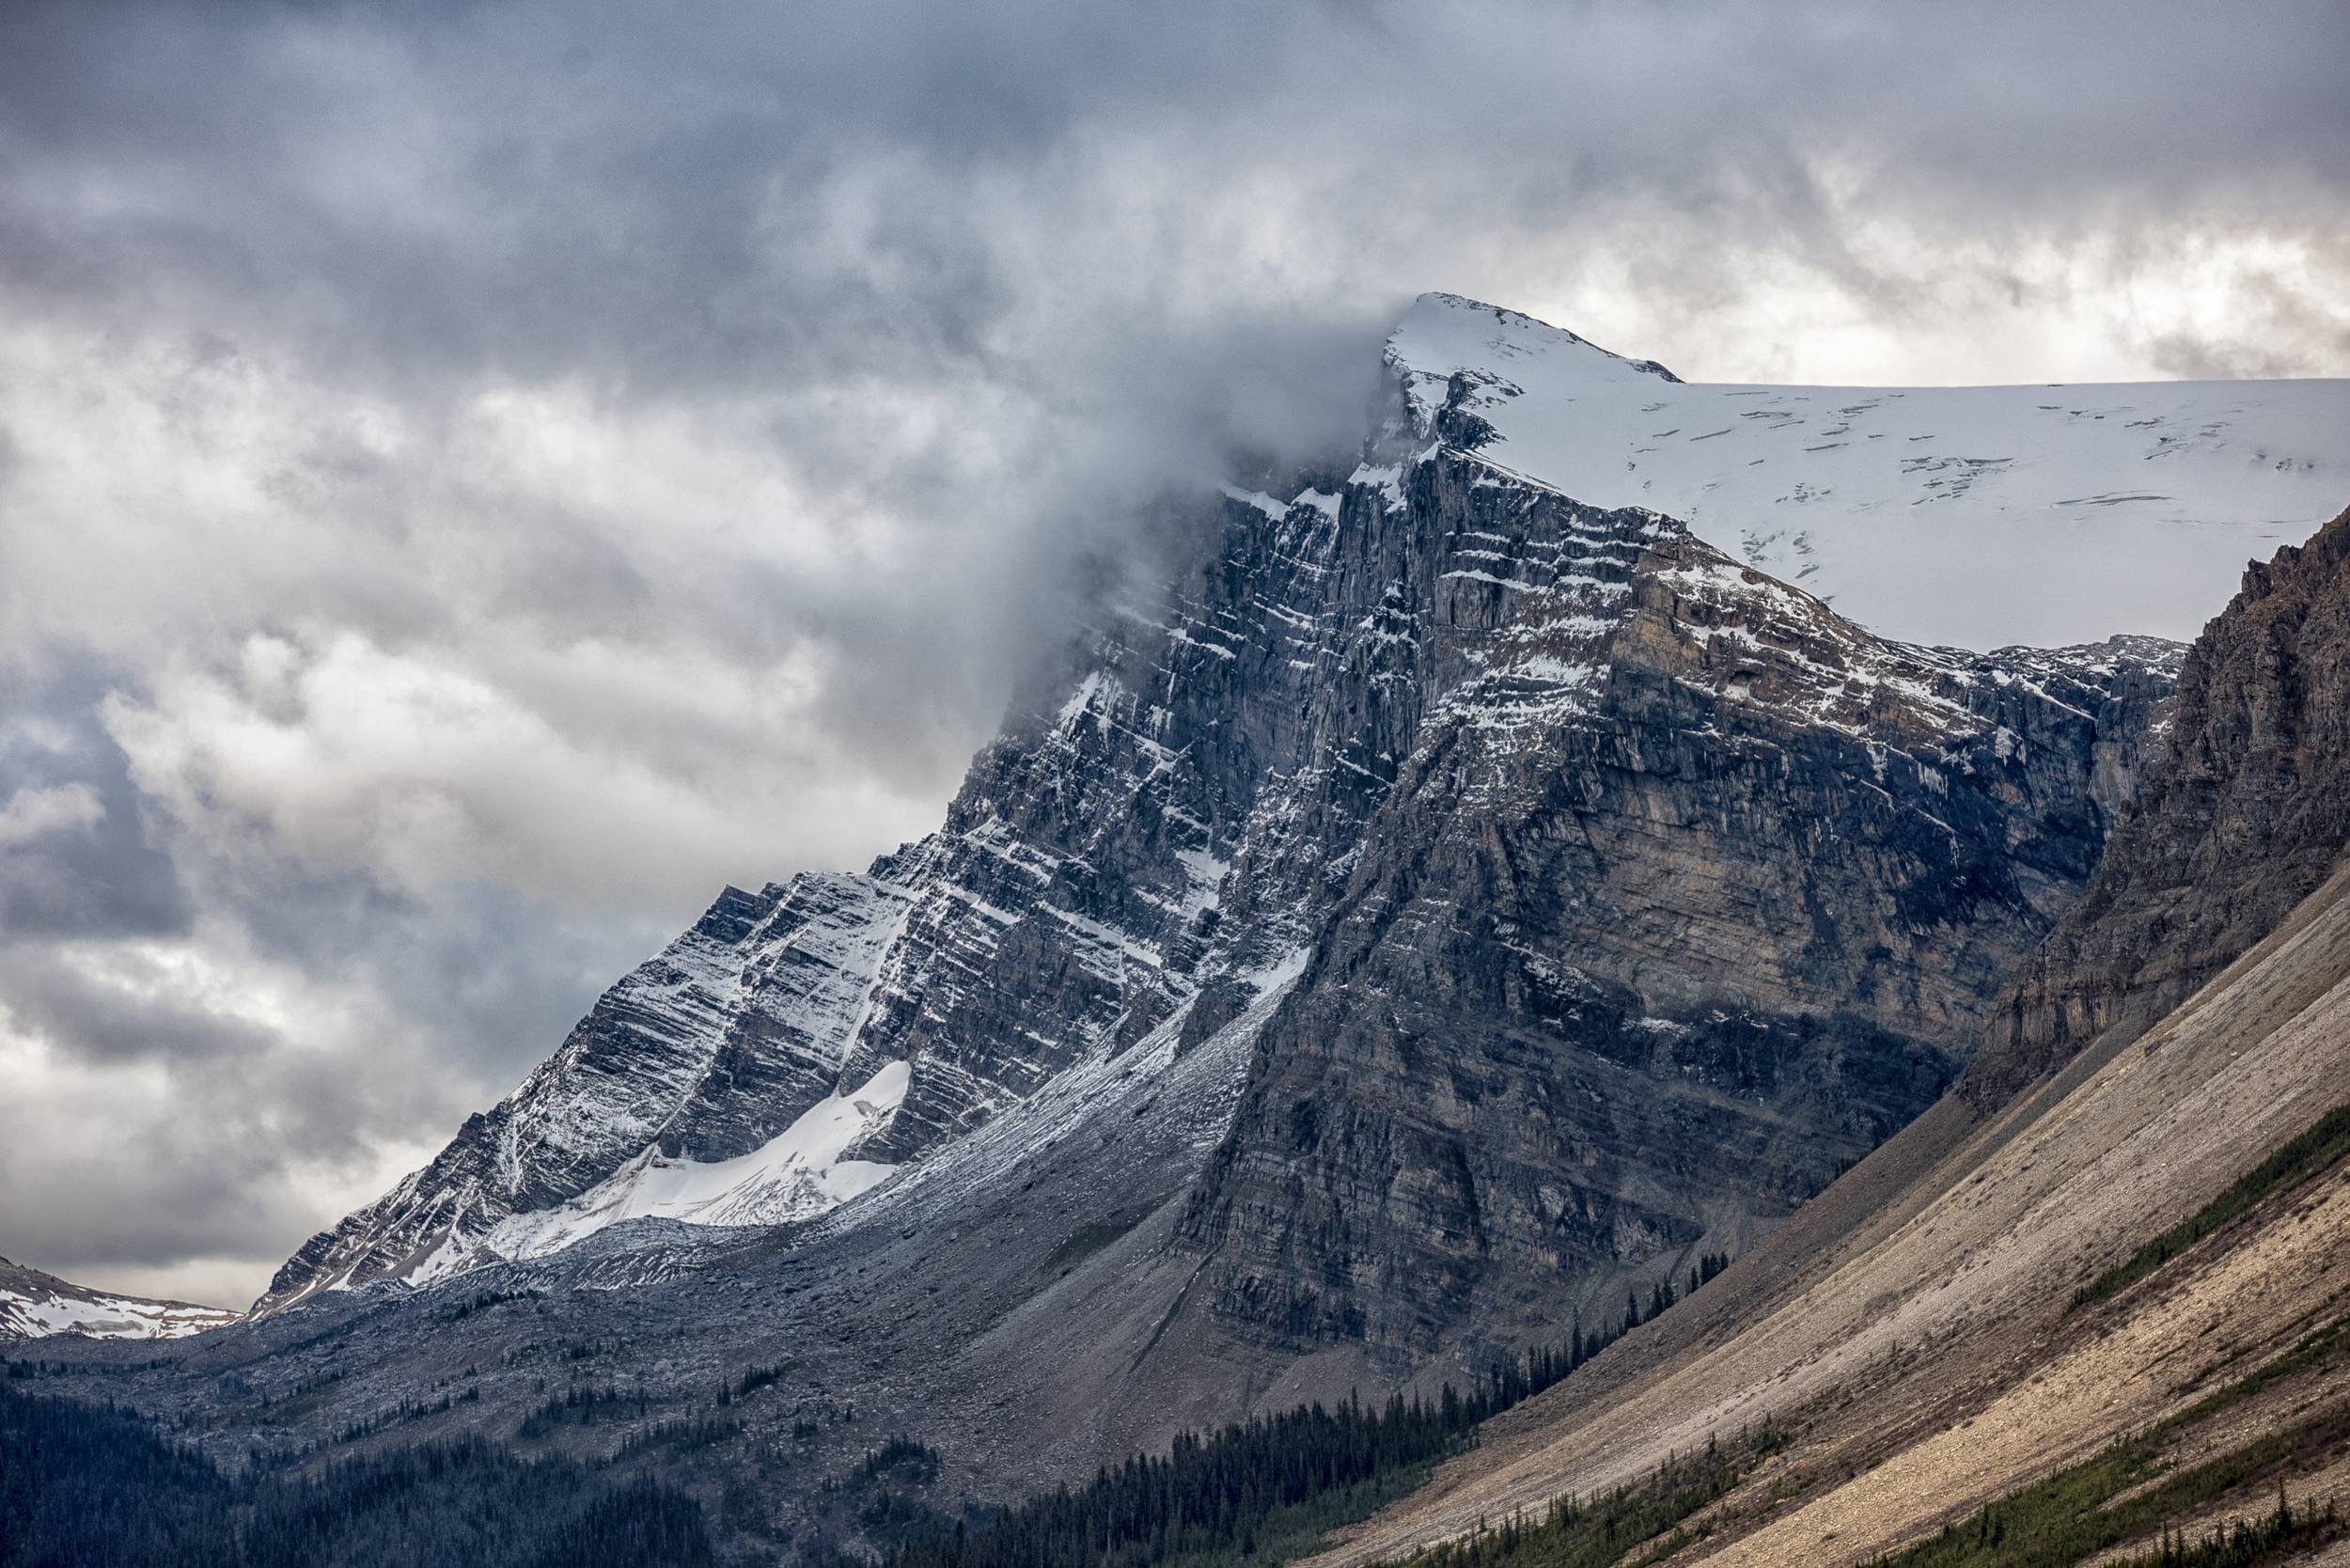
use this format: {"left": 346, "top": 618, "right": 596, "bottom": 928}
{"left": 1966, "top": 503, "right": 2350, "bottom": 1109}
{"left": 1297, "top": 504, "right": 2350, "bottom": 1568}
{"left": 1176, "top": 447, "right": 2176, "bottom": 1356}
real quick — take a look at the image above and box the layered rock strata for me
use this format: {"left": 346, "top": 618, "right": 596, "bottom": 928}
{"left": 1300, "top": 504, "right": 2350, "bottom": 1568}
{"left": 263, "top": 353, "right": 2177, "bottom": 1341}
{"left": 1966, "top": 503, "right": 2350, "bottom": 1108}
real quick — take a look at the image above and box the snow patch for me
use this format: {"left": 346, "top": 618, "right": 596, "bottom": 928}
{"left": 1222, "top": 485, "right": 1290, "bottom": 521}
{"left": 0, "top": 1284, "right": 240, "bottom": 1341}
{"left": 473, "top": 1060, "right": 913, "bottom": 1266}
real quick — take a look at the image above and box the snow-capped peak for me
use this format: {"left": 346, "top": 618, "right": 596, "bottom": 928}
{"left": 1385, "top": 290, "right": 2350, "bottom": 651}
{"left": 1386, "top": 292, "right": 1684, "bottom": 435}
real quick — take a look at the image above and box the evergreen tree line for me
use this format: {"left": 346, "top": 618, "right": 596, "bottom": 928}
{"left": 519, "top": 1383, "right": 649, "bottom": 1436}
{"left": 2072, "top": 1099, "right": 2350, "bottom": 1312}
{"left": 881, "top": 1389, "right": 1461, "bottom": 1568}
{"left": 0, "top": 1383, "right": 713, "bottom": 1568}
{"left": 2116, "top": 1489, "right": 2340, "bottom": 1568}
{"left": 885, "top": 1338, "right": 1619, "bottom": 1568}
{"left": 883, "top": 1256, "right": 1737, "bottom": 1568}
{"left": 733, "top": 1362, "right": 800, "bottom": 1401}
{"left": 8, "top": 1248, "right": 1733, "bottom": 1568}
{"left": 1875, "top": 1485, "right": 2340, "bottom": 1568}
{"left": 856, "top": 1437, "right": 944, "bottom": 1487}
{"left": 1367, "top": 1423, "right": 1790, "bottom": 1568}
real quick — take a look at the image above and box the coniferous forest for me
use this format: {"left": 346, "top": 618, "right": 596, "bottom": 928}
{"left": 878, "top": 1329, "right": 1652, "bottom": 1568}
{"left": 1, "top": 1383, "right": 713, "bottom": 1568}
{"left": 4, "top": 1282, "right": 1708, "bottom": 1567}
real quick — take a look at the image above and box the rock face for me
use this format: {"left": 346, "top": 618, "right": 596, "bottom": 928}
{"left": 260, "top": 299, "right": 2185, "bottom": 1345}
{"left": 1301, "top": 507, "right": 2350, "bottom": 1568}
{"left": 1174, "top": 463, "right": 2175, "bottom": 1353}
{"left": 1966, "top": 504, "right": 2350, "bottom": 1110}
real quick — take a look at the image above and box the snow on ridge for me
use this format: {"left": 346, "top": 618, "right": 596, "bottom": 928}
{"left": 783, "top": 943, "right": 1314, "bottom": 1254}
{"left": 1386, "top": 291, "right": 2350, "bottom": 651}
{"left": 460, "top": 1061, "right": 914, "bottom": 1275}
{"left": 0, "top": 1263, "right": 241, "bottom": 1341}
{"left": 1221, "top": 485, "right": 1290, "bottom": 521}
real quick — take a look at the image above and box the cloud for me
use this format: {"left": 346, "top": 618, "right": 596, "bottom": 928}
{"left": 0, "top": 784, "right": 103, "bottom": 851}
{"left": 0, "top": 0, "right": 2344, "bottom": 1308}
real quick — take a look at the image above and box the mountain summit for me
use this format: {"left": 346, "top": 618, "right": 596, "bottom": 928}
{"left": 243, "top": 294, "right": 2265, "bottom": 1345}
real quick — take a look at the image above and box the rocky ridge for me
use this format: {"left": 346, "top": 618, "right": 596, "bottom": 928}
{"left": 0, "top": 1256, "right": 239, "bottom": 1341}
{"left": 1966, "top": 507, "right": 2350, "bottom": 1107}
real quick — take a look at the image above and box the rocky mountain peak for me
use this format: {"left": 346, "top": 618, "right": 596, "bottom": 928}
{"left": 248, "top": 295, "right": 2339, "bottom": 1370}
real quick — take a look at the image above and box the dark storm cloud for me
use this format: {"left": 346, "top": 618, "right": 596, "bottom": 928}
{"left": 0, "top": 0, "right": 2343, "bottom": 1309}
{"left": 6, "top": 3, "right": 2339, "bottom": 395}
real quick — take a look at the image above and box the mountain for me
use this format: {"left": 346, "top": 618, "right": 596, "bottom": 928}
{"left": 1303, "top": 503, "right": 2350, "bottom": 1568}
{"left": 252, "top": 295, "right": 2252, "bottom": 1326}
{"left": 0, "top": 1257, "right": 239, "bottom": 1341}
{"left": 17, "top": 297, "right": 2346, "bottom": 1561}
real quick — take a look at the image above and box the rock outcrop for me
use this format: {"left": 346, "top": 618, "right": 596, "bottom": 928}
{"left": 1300, "top": 504, "right": 2350, "bottom": 1568}
{"left": 1177, "top": 447, "right": 2175, "bottom": 1354}
{"left": 1965, "top": 504, "right": 2350, "bottom": 1110}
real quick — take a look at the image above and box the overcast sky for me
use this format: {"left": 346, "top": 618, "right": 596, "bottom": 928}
{"left": 2, "top": 0, "right": 2345, "bottom": 1312}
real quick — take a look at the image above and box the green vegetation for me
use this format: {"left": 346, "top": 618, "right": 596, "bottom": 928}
{"left": 518, "top": 1382, "right": 646, "bottom": 1438}
{"left": 1686, "top": 1252, "right": 1730, "bottom": 1297}
{"left": 10, "top": 1250, "right": 1736, "bottom": 1567}
{"left": 861, "top": 1490, "right": 961, "bottom": 1548}
{"left": 856, "top": 1436, "right": 944, "bottom": 1488}
{"left": 2111, "top": 1488, "right": 2338, "bottom": 1568}
{"left": 737, "top": 1360, "right": 804, "bottom": 1399}
{"left": 330, "top": 1384, "right": 480, "bottom": 1445}
{"left": 440, "top": 1287, "right": 543, "bottom": 1323}
{"left": 1862, "top": 1423, "right": 2342, "bottom": 1567}
{"left": 0, "top": 1383, "right": 713, "bottom": 1567}
{"left": 1369, "top": 1422, "right": 1792, "bottom": 1568}
{"left": 616, "top": 1416, "right": 744, "bottom": 1461}
{"left": 2073, "top": 1101, "right": 2350, "bottom": 1313}
{"left": 1849, "top": 1099, "right": 2350, "bottom": 1563}
{"left": 880, "top": 1251, "right": 1737, "bottom": 1568}
{"left": 1864, "top": 1312, "right": 2350, "bottom": 1566}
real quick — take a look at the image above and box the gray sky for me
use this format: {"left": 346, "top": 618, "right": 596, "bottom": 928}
{"left": 2, "top": 0, "right": 2344, "bottom": 1311}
